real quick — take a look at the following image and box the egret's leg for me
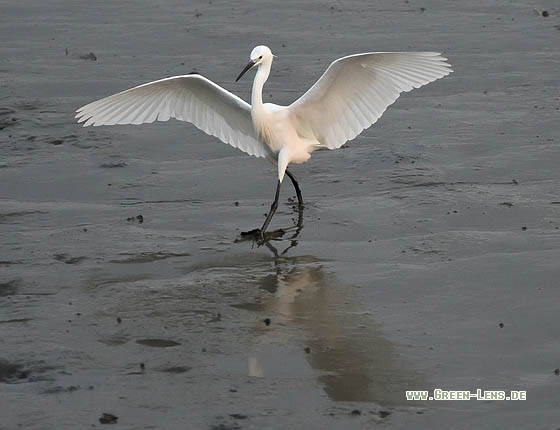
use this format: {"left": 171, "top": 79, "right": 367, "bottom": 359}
{"left": 285, "top": 169, "right": 304, "bottom": 207}
{"left": 261, "top": 180, "right": 281, "bottom": 234}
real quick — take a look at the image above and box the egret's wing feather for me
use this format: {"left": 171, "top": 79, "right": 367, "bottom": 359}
{"left": 289, "top": 52, "right": 453, "bottom": 149}
{"left": 76, "top": 75, "right": 266, "bottom": 158}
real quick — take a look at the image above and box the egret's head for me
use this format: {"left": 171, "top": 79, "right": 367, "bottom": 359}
{"left": 236, "top": 45, "right": 274, "bottom": 82}
{"left": 250, "top": 45, "right": 273, "bottom": 63}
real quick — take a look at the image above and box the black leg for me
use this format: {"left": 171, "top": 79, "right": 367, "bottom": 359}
{"left": 237, "top": 181, "right": 305, "bottom": 247}
{"left": 285, "top": 169, "right": 304, "bottom": 207}
{"left": 261, "top": 180, "right": 281, "bottom": 235}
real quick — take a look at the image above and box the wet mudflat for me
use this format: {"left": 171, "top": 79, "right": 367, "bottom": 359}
{"left": 1, "top": 1, "right": 559, "bottom": 429}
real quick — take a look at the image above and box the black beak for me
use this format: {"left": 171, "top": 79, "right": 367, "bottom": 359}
{"left": 236, "top": 60, "right": 256, "bottom": 82}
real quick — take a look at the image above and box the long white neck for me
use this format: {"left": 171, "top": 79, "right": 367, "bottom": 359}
{"left": 251, "top": 60, "right": 271, "bottom": 118}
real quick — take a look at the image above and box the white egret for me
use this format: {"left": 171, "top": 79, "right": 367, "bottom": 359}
{"left": 76, "top": 45, "right": 452, "bottom": 235}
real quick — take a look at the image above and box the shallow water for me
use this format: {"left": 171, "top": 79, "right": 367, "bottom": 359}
{"left": 1, "top": 1, "right": 560, "bottom": 429}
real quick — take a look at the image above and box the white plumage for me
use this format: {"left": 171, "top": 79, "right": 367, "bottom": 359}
{"left": 76, "top": 45, "right": 452, "bottom": 235}
{"left": 76, "top": 74, "right": 267, "bottom": 158}
{"left": 289, "top": 52, "right": 452, "bottom": 150}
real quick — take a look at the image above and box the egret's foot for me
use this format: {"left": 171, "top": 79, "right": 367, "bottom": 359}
{"left": 237, "top": 228, "right": 265, "bottom": 244}
{"left": 238, "top": 228, "right": 286, "bottom": 244}
{"left": 240, "top": 228, "right": 262, "bottom": 238}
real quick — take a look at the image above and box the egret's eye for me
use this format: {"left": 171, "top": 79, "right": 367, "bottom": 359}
{"left": 258, "top": 55, "right": 263, "bottom": 60}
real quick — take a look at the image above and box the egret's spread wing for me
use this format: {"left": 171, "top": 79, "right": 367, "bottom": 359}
{"left": 76, "top": 74, "right": 266, "bottom": 158}
{"left": 289, "top": 52, "right": 452, "bottom": 149}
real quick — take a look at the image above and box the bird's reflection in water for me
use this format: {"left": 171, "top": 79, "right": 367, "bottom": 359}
{"left": 235, "top": 206, "right": 424, "bottom": 406}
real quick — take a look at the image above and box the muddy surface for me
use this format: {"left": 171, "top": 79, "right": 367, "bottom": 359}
{"left": 1, "top": 1, "right": 559, "bottom": 429}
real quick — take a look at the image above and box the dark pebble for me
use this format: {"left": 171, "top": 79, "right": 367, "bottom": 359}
{"left": 116, "top": 317, "right": 122, "bottom": 324}
{"left": 378, "top": 410, "right": 392, "bottom": 418}
{"left": 263, "top": 318, "right": 271, "bottom": 326}
{"left": 498, "top": 322, "right": 504, "bottom": 328}
{"left": 234, "top": 201, "right": 239, "bottom": 206}
{"left": 99, "top": 413, "right": 118, "bottom": 424}
{"left": 162, "top": 366, "right": 191, "bottom": 374}
{"left": 140, "top": 363, "right": 145, "bottom": 370}
{"left": 230, "top": 414, "right": 247, "bottom": 419}
{"left": 554, "top": 368, "right": 559, "bottom": 375}
{"left": 521, "top": 226, "right": 527, "bottom": 231}
{"left": 136, "top": 338, "right": 180, "bottom": 347}
{"left": 350, "top": 409, "right": 361, "bottom": 416}
{"left": 542, "top": 10, "right": 549, "bottom": 17}
{"left": 80, "top": 52, "right": 97, "bottom": 61}
{"left": 100, "top": 162, "right": 127, "bottom": 168}
{"left": 304, "top": 347, "right": 311, "bottom": 354}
